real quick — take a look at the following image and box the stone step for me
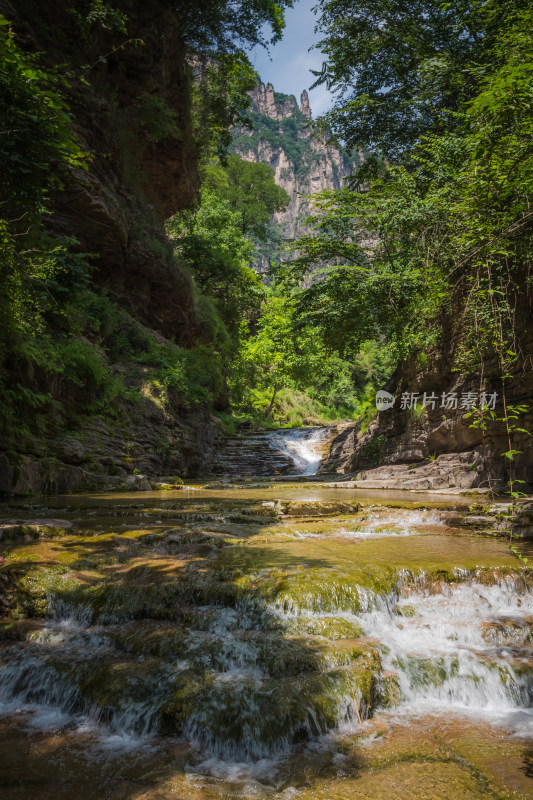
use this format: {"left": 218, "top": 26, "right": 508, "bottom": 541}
{"left": 211, "top": 427, "right": 336, "bottom": 477}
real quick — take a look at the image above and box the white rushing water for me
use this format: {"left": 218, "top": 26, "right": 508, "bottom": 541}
{"left": 267, "top": 428, "right": 330, "bottom": 476}
{"left": 287, "top": 509, "right": 447, "bottom": 540}
{"left": 370, "top": 576, "right": 533, "bottom": 726}
{"left": 337, "top": 575, "right": 533, "bottom": 732}
{"left": 1, "top": 573, "right": 532, "bottom": 756}
{"left": 1, "top": 498, "right": 532, "bottom": 765}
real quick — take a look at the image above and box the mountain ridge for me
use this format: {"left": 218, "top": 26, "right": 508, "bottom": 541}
{"left": 232, "top": 81, "right": 359, "bottom": 270}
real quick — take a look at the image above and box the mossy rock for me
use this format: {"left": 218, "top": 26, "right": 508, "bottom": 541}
{"left": 13, "top": 652, "right": 182, "bottom": 735}
{"left": 481, "top": 619, "right": 532, "bottom": 647}
{"left": 240, "top": 565, "right": 399, "bottom": 615}
{"left": 398, "top": 655, "right": 459, "bottom": 690}
{"left": 0, "top": 521, "right": 73, "bottom": 541}
{"left": 163, "top": 667, "right": 376, "bottom": 758}
{"left": 396, "top": 604, "right": 417, "bottom": 617}
{"left": 14, "top": 567, "right": 81, "bottom": 618}
{"left": 284, "top": 615, "right": 364, "bottom": 640}
{"left": 280, "top": 501, "right": 360, "bottom": 517}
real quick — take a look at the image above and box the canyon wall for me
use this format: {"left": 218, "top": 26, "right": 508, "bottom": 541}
{"left": 0, "top": 0, "right": 220, "bottom": 493}
{"left": 321, "top": 327, "right": 533, "bottom": 493}
{"left": 232, "top": 82, "right": 359, "bottom": 270}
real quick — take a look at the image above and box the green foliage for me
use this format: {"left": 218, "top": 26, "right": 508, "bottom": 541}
{"left": 284, "top": 1, "right": 533, "bottom": 376}
{"left": 54, "top": 339, "right": 108, "bottom": 390}
{"left": 228, "top": 292, "right": 390, "bottom": 424}
{"left": 168, "top": 154, "right": 288, "bottom": 368}
{"left": 136, "top": 93, "right": 180, "bottom": 143}
{"left": 0, "top": 15, "right": 93, "bottom": 432}
{"left": 168, "top": 158, "right": 270, "bottom": 351}
{"left": 277, "top": 0, "right": 532, "bottom": 491}
{"left": 280, "top": 183, "right": 439, "bottom": 358}
{"left": 173, "top": 0, "right": 293, "bottom": 53}
{"left": 72, "top": 0, "right": 293, "bottom": 57}
{"left": 312, "top": 0, "right": 510, "bottom": 159}
{"left": 224, "top": 154, "right": 289, "bottom": 239}
{"left": 0, "top": 0, "right": 300, "bottom": 445}
{"left": 230, "top": 294, "right": 326, "bottom": 416}
{"left": 0, "top": 18, "right": 86, "bottom": 352}
{"left": 0, "top": 16, "right": 86, "bottom": 224}
{"left": 69, "top": 1, "right": 128, "bottom": 35}
{"left": 194, "top": 52, "right": 259, "bottom": 161}
{"left": 137, "top": 339, "right": 225, "bottom": 410}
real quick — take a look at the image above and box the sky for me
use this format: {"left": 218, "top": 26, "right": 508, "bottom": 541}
{"left": 249, "top": 0, "right": 334, "bottom": 117}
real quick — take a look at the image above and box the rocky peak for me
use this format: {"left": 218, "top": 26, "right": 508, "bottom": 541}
{"left": 300, "top": 89, "right": 311, "bottom": 119}
{"left": 251, "top": 82, "right": 299, "bottom": 120}
{"left": 232, "top": 81, "right": 359, "bottom": 269}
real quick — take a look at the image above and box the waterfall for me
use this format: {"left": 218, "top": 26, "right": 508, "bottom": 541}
{"left": 211, "top": 425, "right": 332, "bottom": 476}
{"left": 267, "top": 427, "right": 329, "bottom": 476}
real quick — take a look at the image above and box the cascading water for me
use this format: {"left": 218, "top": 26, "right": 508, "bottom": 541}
{"left": 211, "top": 425, "right": 333, "bottom": 476}
{"left": 0, "top": 488, "right": 532, "bottom": 797}
{"left": 267, "top": 427, "right": 329, "bottom": 475}
{"left": 358, "top": 575, "right": 533, "bottom": 729}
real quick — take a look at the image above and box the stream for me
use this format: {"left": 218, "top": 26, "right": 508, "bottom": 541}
{"left": 0, "top": 433, "right": 532, "bottom": 798}
{"left": 211, "top": 426, "right": 333, "bottom": 477}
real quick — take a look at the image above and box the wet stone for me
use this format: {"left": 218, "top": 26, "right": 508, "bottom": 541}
{"left": 0, "top": 483, "right": 532, "bottom": 799}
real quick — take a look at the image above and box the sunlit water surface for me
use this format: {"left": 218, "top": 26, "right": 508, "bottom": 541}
{"left": 0, "top": 482, "right": 531, "bottom": 799}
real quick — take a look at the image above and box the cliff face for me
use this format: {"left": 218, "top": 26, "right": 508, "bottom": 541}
{"left": 6, "top": 0, "right": 200, "bottom": 344}
{"left": 322, "top": 323, "right": 533, "bottom": 493}
{"left": 0, "top": 0, "right": 220, "bottom": 493}
{"left": 232, "top": 82, "right": 358, "bottom": 262}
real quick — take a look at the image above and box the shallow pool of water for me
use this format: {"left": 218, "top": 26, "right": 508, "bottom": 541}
{"left": 0, "top": 483, "right": 531, "bottom": 799}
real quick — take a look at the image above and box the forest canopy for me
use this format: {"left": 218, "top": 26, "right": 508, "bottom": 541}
{"left": 288, "top": 0, "right": 533, "bottom": 382}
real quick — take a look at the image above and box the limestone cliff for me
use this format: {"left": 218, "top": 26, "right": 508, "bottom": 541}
{"left": 232, "top": 82, "right": 359, "bottom": 268}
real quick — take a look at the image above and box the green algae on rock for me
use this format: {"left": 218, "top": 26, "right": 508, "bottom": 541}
{"left": 0, "top": 487, "right": 532, "bottom": 800}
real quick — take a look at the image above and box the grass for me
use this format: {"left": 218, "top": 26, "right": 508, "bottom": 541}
{"left": 228, "top": 387, "right": 360, "bottom": 429}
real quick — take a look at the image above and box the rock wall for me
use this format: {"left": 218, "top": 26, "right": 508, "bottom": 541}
{"left": 322, "top": 328, "right": 533, "bottom": 493}
{"left": 0, "top": 0, "right": 220, "bottom": 493}
{"left": 3, "top": 0, "right": 200, "bottom": 343}
{"left": 0, "top": 408, "right": 219, "bottom": 495}
{"left": 232, "top": 82, "right": 359, "bottom": 268}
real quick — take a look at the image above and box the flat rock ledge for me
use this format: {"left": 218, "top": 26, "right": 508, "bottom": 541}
{"left": 0, "top": 519, "right": 74, "bottom": 540}
{"left": 348, "top": 452, "right": 491, "bottom": 492}
{"left": 262, "top": 500, "right": 360, "bottom": 517}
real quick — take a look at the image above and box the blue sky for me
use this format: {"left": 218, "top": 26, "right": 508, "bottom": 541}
{"left": 249, "top": 0, "right": 334, "bottom": 117}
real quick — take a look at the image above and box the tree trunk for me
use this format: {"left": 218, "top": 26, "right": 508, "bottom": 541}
{"left": 266, "top": 384, "right": 279, "bottom": 418}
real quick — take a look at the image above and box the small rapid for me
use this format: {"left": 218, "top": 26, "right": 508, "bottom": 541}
{"left": 2, "top": 569, "right": 532, "bottom": 751}
{"left": 0, "top": 486, "right": 532, "bottom": 798}
{"left": 358, "top": 575, "right": 533, "bottom": 729}
{"left": 267, "top": 427, "right": 331, "bottom": 476}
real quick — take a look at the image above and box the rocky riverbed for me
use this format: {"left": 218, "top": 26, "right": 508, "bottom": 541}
{"left": 0, "top": 484, "right": 532, "bottom": 798}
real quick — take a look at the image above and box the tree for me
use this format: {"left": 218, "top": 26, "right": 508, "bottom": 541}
{"left": 233, "top": 295, "right": 327, "bottom": 416}
{"left": 169, "top": 186, "right": 264, "bottom": 350}
{"left": 225, "top": 154, "right": 290, "bottom": 239}
{"left": 288, "top": 0, "right": 533, "bottom": 370}
{"left": 171, "top": 0, "right": 294, "bottom": 53}
{"left": 193, "top": 52, "right": 260, "bottom": 163}
{"left": 0, "top": 15, "right": 87, "bottom": 350}
{"left": 312, "top": 0, "right": 522, "bottom": 159}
